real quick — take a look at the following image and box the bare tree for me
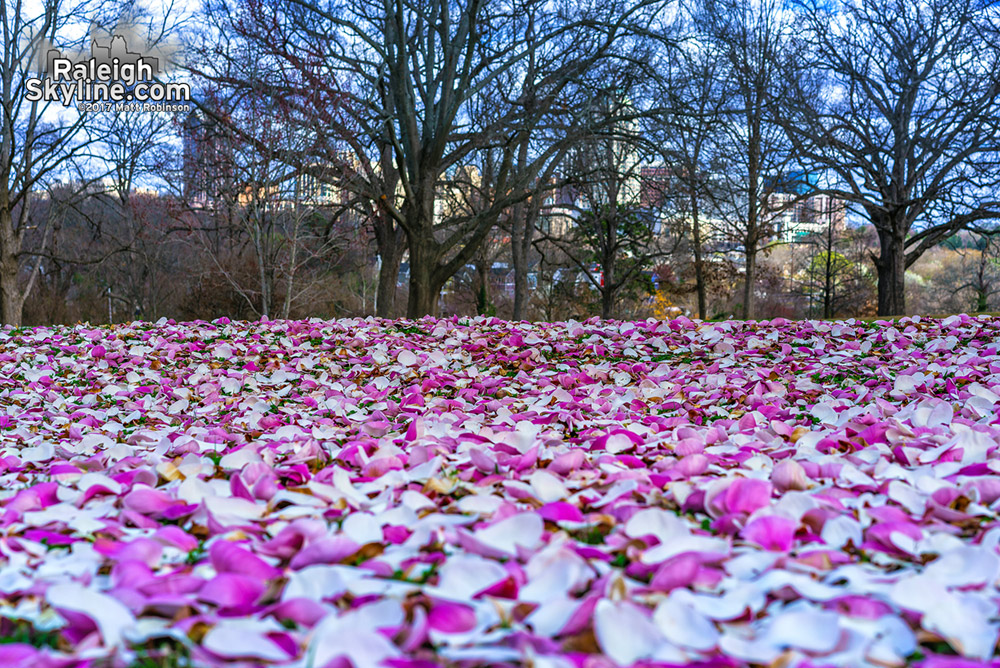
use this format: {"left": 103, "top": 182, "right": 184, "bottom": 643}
{"left": 191, "top": 0, "right": 408, "bottom": 317}
{"left": 195, "top": 0, "right": 671, "bottom": 318}
{"left": 538, "top": 92, "right": 679, "bottom": 319}
{"left": 176, "top": 82, "right": 346, "bottom": 319}
{"left": 936, "top": 232, "right": 1000, "bottom": 314}
{"left": 653, "top": 8, "right": 729, "bottom": 320}
{"left": 1, "top": 0, "right": 191, "bottom": 325}
{"left": 693, "top": 0, "right": 806, "bottom": 320}
{"left": 0, "top": 0, "right": 116, "bottom": 325}
{"left": 95, "top": 98, "right": 182, "bottom": 320}
{"left": 784, "top": 0, "right": 1000, "bottom": 315}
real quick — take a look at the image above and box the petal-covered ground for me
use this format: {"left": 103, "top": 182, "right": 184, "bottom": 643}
{"left": 1, "top": 314, "right": 1000, "bottom": 668}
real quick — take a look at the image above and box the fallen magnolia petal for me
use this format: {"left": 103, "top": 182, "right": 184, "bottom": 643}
{"left": 201, "top": 621, "right": 293, "bottom": 662}
{"left": 46, "top": 582, "right": 136, "bottom": 648}
{"left": 0, "top": 315, "right": 998, "bottom": 666}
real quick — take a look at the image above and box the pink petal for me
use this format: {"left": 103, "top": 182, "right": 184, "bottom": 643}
{"left": 122, "top": 486, "right": 175, "bottom": 515}
{"left": 427, "top": 601, "right": 477, "bottom": 633}
{"left": 210, "top": 540, "right": 282, "bottom": 579}
{"left": 288, "top": 536, "right": 360, "bottom": 570}
{"left": 271, "top": 597, "right": 329, "bottom": 627}
{"left": 0, "top": 644, "right": 38, "bottom": 668}
{"left": 742, "top": 515, "right": 797, "bottom": 552}
{"left": 537, "top": 502, "right": 584, "bottom": 523}
{"left": 723, "top": 478, "right": 773, "bottom": 516}
{"left": 199, "top": 573, "right": 265, "bottom": 609}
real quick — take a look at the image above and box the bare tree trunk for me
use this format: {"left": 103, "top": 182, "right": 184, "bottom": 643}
{"left": 601, "top": 287, "right": 614, "bottom": 319}
{"left": 875, "top": 224, "right": 906, "bottom": 316}
{"left": 691, "top": 194, "right": 707, "bottom": 319}
{"left": 259, "top": 261, "right": 270, "bottom": 318}
{"left": 474, "top": 255, "right": 491, "bottom": 315}
{"left": 977, "top": 242, "right": 989, "bottom": 312}
{"left": 743, "top": 247, "right": 756, "bottom": 320}
{"left": 405, "top": 204, "right": 442, "bottom": 317}
{"left": 824, "top": 253, "right": 833, "bottom": 318}
{"left": 375, "top": 227, "right": 405, "bottom": 318}
{"left": 406, "top": 252, "right": 439, "bottom": 318}
{"left": 282, "top": 236, "right": 297, "bottom": 320}
{"left": 601, "top": 239, "right": 615, "bottom": 319}
{"left": 282, "top": 203, "right": 300, "bottom": 321}
{"left": 0, "top": 209, "right": 21, "bottom": 326}
{"left": 823, "top": 216, "right": 834, "bottom": 318}
{"left": 511, "top": 203, "right": 530, "bottom": 320}
{"left": 255, "top": 213, "right": 271, "bottom": 319}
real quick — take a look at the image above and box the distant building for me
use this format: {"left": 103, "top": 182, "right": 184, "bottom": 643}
{"left": 537, "top": 177, "right": 579, "bottom": 238}
{"left": 434, "top": 165, "right": 483, "bottom": 226}
{"left": 766, "top": 193, "right": 846, "bottom": 243}
{"left": 182, "top": 106, "right": 233, "bottom": 205}
{"left": 295, "top": 152, "right": 361, "bottom": 207}
{"left": 296, "top": 167, "right": 339, "bottom": 206}
{"left": 639, "top": 165, "right": 672, "bottom": 209}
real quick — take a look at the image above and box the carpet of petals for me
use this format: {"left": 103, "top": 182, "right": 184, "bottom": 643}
{"left": 1, "top": 314, "right": 1000, "bottom": 668}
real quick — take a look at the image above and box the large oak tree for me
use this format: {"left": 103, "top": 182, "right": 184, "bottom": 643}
{"left": 784, "top": 0, "right": 1000, "bottom": 316}
{"left": 198, "top": 0, "right": 671, "bottom": 317}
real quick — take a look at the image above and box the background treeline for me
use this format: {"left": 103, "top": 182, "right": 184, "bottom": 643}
{"left": 3, "top": 0, "right": 999, "bottom": 326}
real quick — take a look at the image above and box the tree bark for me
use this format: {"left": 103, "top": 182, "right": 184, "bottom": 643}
{"left": 511, "top": 203, "right": 530, "bottom": 320}
{"left": 743, "top": 247, "right": 756, "bottom": 320}
{"left": 601, "top": 236, "right": 615, "bottom": 319}
{"left": 823, "top": 228, "right": 833, "bottom": 319}
{"left": 691, "top": 194, "right": 706, "bottom": 319}
{"left": 258, "top": 229, "right": 271, "bottom": 319}
{"left": 405, "top": 212, "right": 442, "bottom": 318}
{"left": 0, "top": 209, "right": 22, "bottom": 327}
{"left": 474, "top": 254, "right": 492, "bottom": 315}
{"left": 375, "top": 227, "right": 405, "bottom": 318}
{"left": 976, "top": 244, "right": 989, "bottom": 312}
{"left": 875, "top": 224, "right": 906, "bottom": 316}
{"left": 406, "top": 250, "right": 440, "bottom": 318}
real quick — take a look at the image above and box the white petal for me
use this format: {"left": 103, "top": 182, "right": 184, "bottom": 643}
{"left": 204, "top": 496, "right": 265, "bottom": 525}
{"left": 342, "top": 512, "right": 384, "bottom": 544}
{"left": 654, "top": 595, "right": 719, "bottom": 650}
{"left": 889, "top": 574, "right": 948, "bottom": 614}
{"left": 672, "top": 585, "right": 766, "bottom": 621}
{"left": 763, "top": 605, "right": 841, "bottom": 653}
{"left": 203, "top": 624, "right": 289, "bottom": 661}
{"left": 594, "top": 600, "right": 668, "bottom": 666}
{"left": 47, "top": 583, "right": 135, "bottom": 647}
{"left": 924, "top": 546, "right": 1000, "bottom": 588}
{"left": 923, "top": 592, "right": 999, "bottom": 659}
{"left": 640, "top": 534, "right": 728, "bottom": 564}
{"left": 624, "top": 508, "right": 685, "bottom": 543}
{"left": 283, "top": 565, "right": 353, "bottom": 601}
{"left": 309, "top": 615, "right": 401, "bottom": 668}
{"left": 718, "top": 633, "right": 781, "bottom": 664}
{"left": 426, "top": 554, "right": 508, "bottom": 601}
{"left": 528, "top": 470, "right": 569, "bottom": 503}
{"left": 456, "top": 493, "right": 504, "bottom": 515}
{"left": 19, "top": 443, "right": 54, "bottom": 463}
{"left": 820, "top": 515, "right": 863, "bottom": 549}
{"left": 473, "top": 513, "right": 543, "bottom": 555}
{"left": 887, "top": 480, "right": 926, "bottom": 516}
{"left": 525, "top": 597, "right": 581, "bottom": 636}
{"left": 77, "top": 472, "right": 122, "bottom": 496}
{"left": 396, "top": 349, "right": 418, "bottom": 366}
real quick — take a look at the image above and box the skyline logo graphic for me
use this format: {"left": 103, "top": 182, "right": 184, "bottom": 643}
{"left": 27, "top": 31, "right": 190, "bottom": 113}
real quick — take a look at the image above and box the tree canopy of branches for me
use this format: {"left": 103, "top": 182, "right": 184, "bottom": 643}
{"left": 785, "top": 0, "right": 1000, "bottom": 316}
{"left": 653, "top": 8, "right": 730, "bottom": 320}
{"left": 538, "top": 92, "right": 679, "bottom": 319}
{"left": 689, "top": 0, "right": 807, "bottom": 320}
{"left": 193, "top": 0, "right": 671, "bottom": 318}
{"left": 0, "top": 0, "right": 187, "bottom": 325}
